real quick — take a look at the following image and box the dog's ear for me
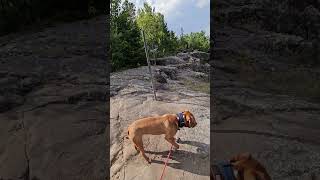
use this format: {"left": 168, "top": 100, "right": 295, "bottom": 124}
{"left": 230, "top": 152, "right": 251, "bottom": 162}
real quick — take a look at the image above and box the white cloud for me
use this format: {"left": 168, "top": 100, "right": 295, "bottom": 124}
{"left": 130, "top": 0, "right": 184, "bottom": 18}
{"left": 195, "top": 0, "right": 209, "bottom": 8}
{"left": 129, "top": 0, "right": 209, "bottom": 35}
{"left": 130, "top": 0, "right": 209, "bottom": 18}
{"left": 154, "top": 0, "right": 184, "bottom": 17}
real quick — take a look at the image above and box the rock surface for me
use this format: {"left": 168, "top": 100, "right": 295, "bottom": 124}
{"left": 0, "top": 16, "right": 107, "bottom": 180}
{"left": 212, "top": 1, "right": 320, "bottom": 180}
{"left": 189, "top": 51, "right": 209, "bottom": 63}
{"left": 110, "top": 53, "right": 210, "bottom": 180}
{"left": 154, "top": 56, "right": 185, "bottom": 65}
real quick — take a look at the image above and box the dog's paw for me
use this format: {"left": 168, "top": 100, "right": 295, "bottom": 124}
{"left": 134, "top": 150, "right": 140, "bottom": 156}
{"left": 176, "top": 138, "right": 181, "bottom": 143}
{"left": 173, "top": 145, "right": 179, "bottom": 151}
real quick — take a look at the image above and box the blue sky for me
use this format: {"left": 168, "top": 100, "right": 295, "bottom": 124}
{"left": 129, "top": 0, "right": 210, "bottom": 36}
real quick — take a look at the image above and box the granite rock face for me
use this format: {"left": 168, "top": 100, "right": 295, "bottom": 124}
{"left": 212, "top": 1, "right": 320, "bottom": 180}
{"left": 0, "top": 16, "right": 107, "bottom": 180}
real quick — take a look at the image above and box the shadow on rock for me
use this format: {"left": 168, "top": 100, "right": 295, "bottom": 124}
{"left": 177, "top": 139, "right": 209, "bottom": 154}
{"left": 146, "top": 140, "right": 209, "bottom": 176}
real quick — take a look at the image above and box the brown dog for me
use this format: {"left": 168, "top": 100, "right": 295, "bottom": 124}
{"left": 230, "top": 153, "right": 271, "bottom": 180}
{"left": 126, "top": 110, "right": 197, "bottom": 164}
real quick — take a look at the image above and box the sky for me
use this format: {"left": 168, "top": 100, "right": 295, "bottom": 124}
{"left": 129, "top": 0, "right": 210, "bottom": 36}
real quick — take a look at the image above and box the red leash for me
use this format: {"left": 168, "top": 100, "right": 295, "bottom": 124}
{"left": 159, "top": 144, "right": 173, "bottom": 180}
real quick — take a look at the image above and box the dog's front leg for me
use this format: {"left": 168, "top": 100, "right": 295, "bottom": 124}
{"left": 165, "top": 135, "right": 179, "bottom": 150}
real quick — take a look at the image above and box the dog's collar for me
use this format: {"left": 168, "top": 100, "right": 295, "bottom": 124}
{"left": 176, "top": 112, "right": 186, "bottom": 130}
{"left": 212, "top": 162, "right": 237, "bottom": 180}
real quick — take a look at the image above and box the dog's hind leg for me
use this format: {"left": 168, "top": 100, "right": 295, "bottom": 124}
{"left": 133, "top": 136, "right": 151, "bottom": 164}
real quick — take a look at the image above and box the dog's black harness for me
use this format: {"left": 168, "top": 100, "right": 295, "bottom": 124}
{"left": 176, "top": 112, "right": 185, "bottom": 130}
{"left": 211, "top": 162, "right": 236, "bottom": 180}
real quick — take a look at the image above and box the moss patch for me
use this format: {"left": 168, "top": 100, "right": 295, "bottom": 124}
{"left": 183, "top": 79, "right": 210, "bottom": 94}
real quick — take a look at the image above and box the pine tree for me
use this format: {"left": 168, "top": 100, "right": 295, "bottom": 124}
{"left": 111, "top": 0, "right": 145, "bottom": 71}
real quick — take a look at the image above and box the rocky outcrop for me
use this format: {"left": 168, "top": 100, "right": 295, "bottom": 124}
{"left": 189, "top": 50, "right": 210, "bottom": 63}
{"left": 213, "top": 0, "right": 320, "bottom": 65}
{"left": 110, "top": 52, "right": 210, "bottom": 180}
{"left": 154, "top": 56, "right": 185, "bottom": 65}
{"left": 157, "top": 66, "right": 178, "bottom": 80}
{"left": 0, "top": 16, "right": 107, "bottom": 180}
{"left": 212, "top": 1, "right": 320, "bottom": 180}
{"left": 176, "top": 52, "right": 190, "bottom": 61}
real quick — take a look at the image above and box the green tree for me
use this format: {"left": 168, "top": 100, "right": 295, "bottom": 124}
{"left": 111, "top": 1, "right": 209, "bottom": 72}
{"left": 136, "top": 2, "right": 178, "bottom": 56}
{"left": 182, "top": 31, "right": 209, "bottom": 52}
{"left": 164, "top": 30, "right": 179, "bottom": 54}
{"left": 177, "top": 27, "right": 188, "bottom": 51}
{"left": 111, "top": 0, "right": 145, "bottom": 71}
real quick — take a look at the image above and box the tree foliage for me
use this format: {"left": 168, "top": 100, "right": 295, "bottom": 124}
{"left": 111, "top": 1, "right": 209, "bottom": 71}
{"left": 111, "top": 0, "right": 145, "bottom": 71}
{"left": 137, "top": 3, "right": 168, "bottom": 56}
{"left": 183, "top": 31, "right": 210, "bottom": 52}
